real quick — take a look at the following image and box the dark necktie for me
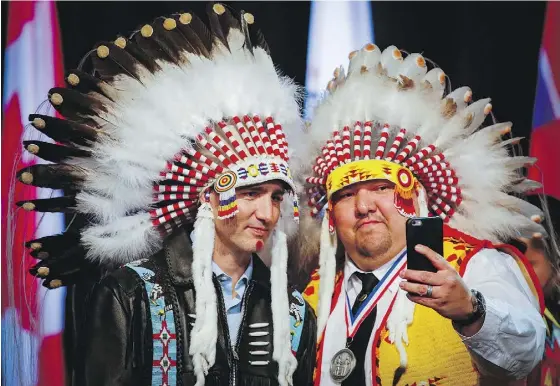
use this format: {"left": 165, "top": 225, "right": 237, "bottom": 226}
{"left": 343, "top": 272, "right": 379, "bottom": 386}
{"left": 351, "top": 272, "right": 380, "bottom": 315}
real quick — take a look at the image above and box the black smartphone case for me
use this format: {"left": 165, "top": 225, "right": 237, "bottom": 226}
{"left": 406, "top": 217, "right": 443, "bottom": 273}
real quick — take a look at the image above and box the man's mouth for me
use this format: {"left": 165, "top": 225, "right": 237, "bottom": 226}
{"left": 247, "top": 226, "right": 268, "bottom": 237}
{"left": 356, "top": 220, "right": 382, "bottom": 230}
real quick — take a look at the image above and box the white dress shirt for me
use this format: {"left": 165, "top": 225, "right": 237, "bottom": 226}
{"left": 345, "top": 249, "right": 404, "bottom": 306}
{"left": 319, "top": 248, "right": 546, "bottom": 385}
{"left": 212, "top": 259, "right": 254, "bottom": 346}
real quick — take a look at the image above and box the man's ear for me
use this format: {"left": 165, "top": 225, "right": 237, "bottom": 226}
{"left": 327, "top": 201, "right": 337, "bottom": 226}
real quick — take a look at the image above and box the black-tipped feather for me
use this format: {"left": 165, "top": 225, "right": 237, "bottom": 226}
{"left": 30, "top": 260, "right": 80, "bottom": 280}
{"left": 28, "top": 114, "right": 98, "bottom": 147}
{"left": 191, "top": 12, "right": 214, "bottom": 54}
{"left": 168, "top": 14, "right": 203, "bottom": 56}
{"left": 151, "top": 18, "right": 187, "bottom": 64}
{"left": 118, "top": 37, "right": 161, "bottom": 73}
{"left": 37, "top": 255, "right": 116, "bottom": 289}
{"left": 207, "top": 3, "right": 241, "bottom": 51}
{"left": 23, "top": 141, "right": 91, "bottom": 163}
{"left": 30, "top": 244, "right": 84, "bottom": 268}
{"left": 173, "top": 12, "right": 212, "bottom": 57}
{"left": 17, "top": 164, "right": 81, "bottom": 189}
{"left": 26, "top": 232, "right": 81, "bottom": 255}
{"left": 29, "top": 242, "right": 80, "bottom": 260}
{"left": 91, "top": 42, "right": 146, "bottom": 83}
{"left": 48, "top": 87, "right": 106, "bottom": 122}
{"left": 133, "top": 22, "right": 179, "bottom": 65}
{"left": 16, "top": 196, "right": 77, "bottom": 212}
{"left": 29, "top": 244, "right": 91, "bottom": 287}
{"left": 239, "top": 11, "right": 254, "bottom": 55}
{"left": 253, "top": 28, "right": 270, "bottom": 55}
{"left": 65, "top": 69, "right": 114, "bottom": 102}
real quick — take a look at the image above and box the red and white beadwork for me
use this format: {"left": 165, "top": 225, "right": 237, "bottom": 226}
{"left": 304, "top": 122, "right": 463, "bottom": 223}
{"left": 150, "top": 115, "right": 298, "bottom": 232}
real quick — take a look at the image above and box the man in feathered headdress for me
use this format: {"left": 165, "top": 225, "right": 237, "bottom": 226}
{"left": 13, "top": 5, "right": 316, "bottom": 386}
{"left": 518, "top": 195, "right": 560, "bottom": 386}
{"left": 296, "top": 43, "right": 547, "bottom": 385}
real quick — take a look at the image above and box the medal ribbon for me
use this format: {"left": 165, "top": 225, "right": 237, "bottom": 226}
{"left": 344, "top": 250, "right": 407, "bottom": 338}
{"left": 545, "top": 308, "right": 560, "bottom": 351}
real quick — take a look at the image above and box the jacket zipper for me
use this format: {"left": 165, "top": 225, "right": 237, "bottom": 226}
{"left": 213, "top": 279, "right": 233, "bottom": 385}
{"left": 214, "top": 278, "right": 254, "bottom": 386}
{"left": 232, "top": 282, "right": 254, "bottom": 386}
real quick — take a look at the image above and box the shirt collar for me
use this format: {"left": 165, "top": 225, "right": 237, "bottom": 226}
{"left": 212, "top": 256, "right": 254, "bottom": 284}
{"left": 344, "top": 247, "right": 406, "bottom": 293}
{"left": 162, "top": 226, "right": 270, "bottom": 287}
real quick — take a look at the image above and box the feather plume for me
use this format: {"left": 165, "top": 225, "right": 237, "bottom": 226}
{"left": 290, "top": 42, "right": 545, "bottom": 251}
{"left": 23, "top": 140, "right": 90, "bottom": 163}
{"left": 28, "top": 114, "right": 99, "bottom": 147}
{"left": 17, "top": 6, "right": 302, "bottom": 267}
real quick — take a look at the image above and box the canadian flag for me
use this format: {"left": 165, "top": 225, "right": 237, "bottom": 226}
{"left": 2, "top": 1, "right": 66, "bottom": 385}
{"left": 528, "top": 2, "right": 560, "bottom": 200}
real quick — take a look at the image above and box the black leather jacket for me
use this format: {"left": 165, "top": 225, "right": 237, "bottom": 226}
{"left": 66, "top": 228, "right": 317, "bottom": 386}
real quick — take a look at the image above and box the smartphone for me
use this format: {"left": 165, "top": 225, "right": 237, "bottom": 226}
{"left": 406, "top": 217, "right": 443, "bottom": 273}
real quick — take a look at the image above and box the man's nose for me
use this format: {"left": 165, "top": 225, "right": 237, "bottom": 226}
{"left": 255, "top": 196, "right": 274, "bottom": 223}
{"left": 355, "top": 188, "right": 378, "bottom": 216}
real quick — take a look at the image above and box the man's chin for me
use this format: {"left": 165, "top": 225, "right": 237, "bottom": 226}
{"left": 356, "top": 238, "right": 391, "bottom": 258}
{"left": 240, "top": 237, "right": 268, "bottom": 253}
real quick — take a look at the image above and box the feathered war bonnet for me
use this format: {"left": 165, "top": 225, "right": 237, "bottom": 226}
{"left": 15, "top": 4, "right": 301, "bottom": 385}
{"left": 296, "top": 43, "right": 547, "bottom": 364}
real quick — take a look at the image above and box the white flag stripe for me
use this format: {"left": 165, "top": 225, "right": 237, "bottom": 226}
{"left": 304, "top": 0, "right": 374, "bottom": 118}
{"left": 539, "top": 49, "right": 560, "bottom": 119}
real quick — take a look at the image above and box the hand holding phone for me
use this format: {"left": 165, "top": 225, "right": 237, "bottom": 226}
{"left": 406, "top": 217, "right": 443, "bottom": 273}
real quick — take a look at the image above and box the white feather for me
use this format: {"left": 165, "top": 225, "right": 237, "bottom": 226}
{"left": 270, "top": 230, "right": 298, "bottom": 386}
{"left": 317, "top": 214, "right": 337, "bottom": 335}
{"left": 81, "top": 212, "right": 161, "bottom": 263}
{"left": 189, "top": 203, "right": 218, "bottom": 386}
{"left": 386, "top": 289, "right": 416, "bottom": 368}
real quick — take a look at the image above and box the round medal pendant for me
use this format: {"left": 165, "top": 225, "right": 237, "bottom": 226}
{"left": 330, "top": 348, "right": 356, "bottom": 383}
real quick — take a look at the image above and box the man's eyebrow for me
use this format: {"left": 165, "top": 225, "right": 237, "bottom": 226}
{"left": 332, "top": 186, "right": 354, "bottom": 200}
{"left": 238, "top": 185, "right": 287, "bottom": 195}
{"left": 238, "top": 186, "right": 264, "bottom": 193}
{"left": 273, "top": 188, "right": 287, "bottom": 195}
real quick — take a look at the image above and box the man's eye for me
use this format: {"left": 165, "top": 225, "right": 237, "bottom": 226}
{"left": 331, "top": 190, "right": 355, "bottom": 204}
{"left": 377, "top": 185, "right": 392, "bottom": 192}
{"left": 272, "top": 195, "right": 284, "bottom": 203}
{"left": 241, "top": 191, "right": 258, "bottom": 198}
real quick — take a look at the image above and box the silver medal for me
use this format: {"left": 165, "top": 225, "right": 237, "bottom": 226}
{"left": 329, "top": 348, "right": 356, "bottom": 383}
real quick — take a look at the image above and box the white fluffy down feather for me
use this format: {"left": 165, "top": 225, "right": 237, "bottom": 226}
{"left": 270, "top": 229, "right": 298, "bottom": 386}
{"left": 80, "top": 212, "right": 162, "bottom": 263}
{"left": 316, "top": 214, "right": 338, "bottom": 335}
{"left": 189, "top": 203, "right": 219, "bottom": 386}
